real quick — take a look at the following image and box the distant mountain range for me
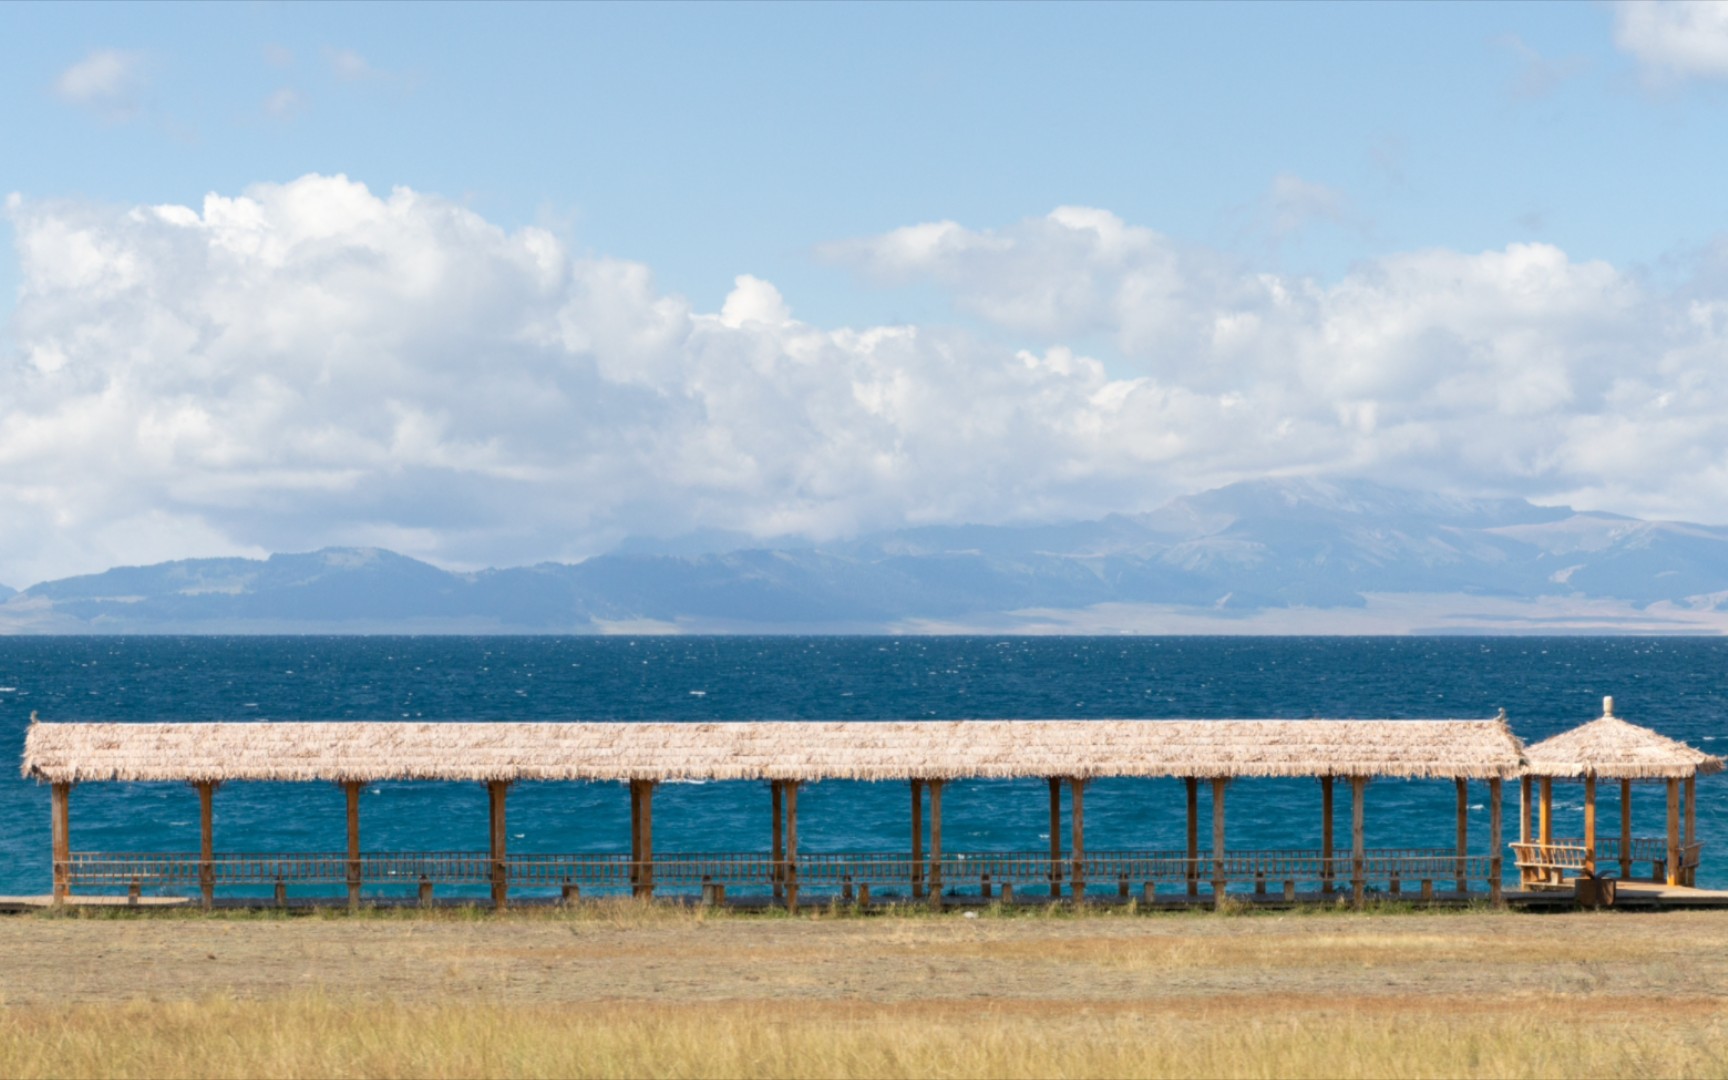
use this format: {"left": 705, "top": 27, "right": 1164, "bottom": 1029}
{"left": 6, "top": 479, "right": 1728, "bottom": 634}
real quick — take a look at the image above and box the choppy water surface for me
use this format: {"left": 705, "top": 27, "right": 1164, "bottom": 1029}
{"left": 2, "top": 636, "right": 1725, "bottom": 894}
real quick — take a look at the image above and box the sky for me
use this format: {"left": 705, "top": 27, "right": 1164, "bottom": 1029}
{"left": 4, "top": 1, "right": 1728, "bottom": 586}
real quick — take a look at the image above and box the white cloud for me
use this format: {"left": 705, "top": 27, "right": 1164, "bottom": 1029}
{"left": 5, "top": 178, "right": 1728, "bottom": 586}
{"left": 1265, "top": 173, "right": 1360, "bottom": 239}
{"left": 263, "top": 87, "right": 302, "bottom": 119}
{"left": 53, "top": 48, "right": 145, "bottom": 121}
{"left": 323, "top": 46, "right": 379, "bottom": 81}
{"left": 719, "top": 275, "right": 792, "bottom": 328}
{"left": 1614, "top": 0, "right": 1728, "bottom": 81}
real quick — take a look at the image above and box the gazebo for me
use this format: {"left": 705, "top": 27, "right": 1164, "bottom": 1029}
{"left": 1514, "top": 697, "right": 1722, "bottom": 889}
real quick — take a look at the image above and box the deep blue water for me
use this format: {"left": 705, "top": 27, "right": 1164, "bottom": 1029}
{"left": 3, "top": 636, "right": 1725, "bottom": 896}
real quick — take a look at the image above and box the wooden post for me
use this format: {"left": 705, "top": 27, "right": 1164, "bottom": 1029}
{"left": 1186, "top": 777, "right": 1200, "bottom": 898}
{"left": 1685, "top": 775, "right": 1697, "bottom": 887}
{"left": 1350, "top": 777, "right": 1366, "bottom": 909}
{"left": 928, "top": 779, "right": 944, "bottom": 903}
{"left": 1488, "top": 777, "right": 1503, "bottom": 905}
{"left": 488, "top": 780, "right": 509, "bottom": 911}
{"left": 1538, "top": 777, "right": 1552, "bottom": 846}
{"left": 629, "top": 780, "right": 641, "bottom": 894}
{"left": 1069, "top": 778, "right": 1086, "bottom": 901}
{"left": 771, "top": 780, "right": 784, "bottom": 901}
{"left": 910, "top": 778, "right": 925, "bottom": 900}
{"left": 1048, "top": 777, "right": 1063, "bottom": 898}
{"left": 783, "top": 780, "right": 797, "bottom": 911}
{"left": 1666, "top": 778, "right": 1681, "bottom": 887}
{"left": 1520, "top": 776, "right": 1532, "bottom": 843}
{"left": 1455, "top": 778, "right": 1469, "bottom": 896}
{"left": 1582, "top": 774, "right": 1597, "bottom": 877}
{"left": 1620, "top": 779, "right": 1633, "bottom": 880}
{"left": 628, "top": 779, "right": 656, "bottom": 899}
{"left": 197, "top": 781, "right": 216, "bottom": 910}
{"left": 1211, "top": 777, "right": 1228, "bottom": 911}
{"left": 50, "top": 782, "right": 70, "bottom": 905}
{"left": 345, "top": 781, "right": 362, "bottom": 910}
{"left": 1321, "top": 776, "right": 1335, "bottom": 896}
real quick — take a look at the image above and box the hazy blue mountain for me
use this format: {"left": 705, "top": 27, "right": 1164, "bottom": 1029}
{"left": 5, "top": 478, "right": 1728, "bottom": 633}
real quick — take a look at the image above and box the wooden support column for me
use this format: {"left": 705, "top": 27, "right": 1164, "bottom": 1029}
{"left": 1620, "top": 779, "right": 1633, "bottom": 880}
{"left": 1211, "top": 778, "right": 1229, "bottom": 911}
{"left": 1538, "top": 778, "right": 1552, "bottom": 844}
{"left": 344, "top": 781, "right": 362, "bottom": 910}
{"left": 1520, "top": 776, "right": 1532, "bottom": 843}
{"left": 1070, "top": 778, "right": 1086, "bottom": 901}
{"left": 1685, "top": 775, "right": 1698, "bottom": 887}
{"left": 1455, "top": 778, "right": 1469, "bottom": 895}
{"left": 488, "top": 780, "right": 510, "bottom": 910}
{"left": 631, "top": 781, "right": 642, "bottom": 893}
{"left": 1488, "top": 777, "right": 1504, "bottom": 905}
{"left": 1185, "top": 777, "right": 1200, "bottom": 898}
{"left": 1666, "top": 778, "right": 1681, "bottom": 887}
{"left": 197, "top": 781, "right": 216, "bottom": 910}
{"left": 910, "top": 778, "right": 925, "bottom": 900}
{"left": 1518, "top": 776, "right": 1534, "bottom": 887}
{"left": 1350, "top": 777, "right": 1366, "bottom": 909}
{"left": 629, "top": 779, "right": 656, "bottom": 899}
{"left": 1538, "top": 777, "right": 1553, "bottom": 886}
{"left": 50, "top": 782, "right": 71, "bottom": 905}
{"left": 1321, "top": 776, "right": 1335, "bottom": 896}
{"left": 771, "top": 780, "right": 785, "bottom": 901}
{"left": 928, "top": 779, "right": 943, "bottom": 908}
{"left": 1582, "top": 775, "right": 1597, "bottom": 877}
{"left": 1048, "top": 777, "right": 1063, "bottom": 898}
{"left": 783, "top": 780, "right": 798, "bottom": 911}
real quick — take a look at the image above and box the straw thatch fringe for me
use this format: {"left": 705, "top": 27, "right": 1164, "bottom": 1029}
{"left": 1522, "top": 702, "right": 1722, "bottom": 780}
{"left": 22, "top": 717, "right": 1525, "bottom": 785}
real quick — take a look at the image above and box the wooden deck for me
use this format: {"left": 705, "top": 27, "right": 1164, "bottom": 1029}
{"left": 11, "top": 881, "right": 1728, "bottom": 913}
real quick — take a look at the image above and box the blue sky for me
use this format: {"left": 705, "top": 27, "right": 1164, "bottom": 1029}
{"left": 4, "top": 1, "right": 1728, "bottom": 584}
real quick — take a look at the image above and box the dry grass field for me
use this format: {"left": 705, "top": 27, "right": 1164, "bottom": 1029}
{"left": 2, "top": 901, "right": 1726, "bottom": 1078}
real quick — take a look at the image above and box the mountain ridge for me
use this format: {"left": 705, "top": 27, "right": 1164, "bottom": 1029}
{"left": 6, "top": 478, "right": 1728, "bottom": 635}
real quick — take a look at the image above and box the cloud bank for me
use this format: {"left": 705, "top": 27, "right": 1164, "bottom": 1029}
{"left": 4, "top": 176, "right": 1728, "bottom": 585}
{"left": 1614, "top": 0, "right": 1728, "bottom": 82}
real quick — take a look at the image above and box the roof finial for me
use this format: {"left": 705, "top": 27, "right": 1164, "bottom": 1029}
{"left": 1604, "top": 695, "right": 1615, "bottom": 718}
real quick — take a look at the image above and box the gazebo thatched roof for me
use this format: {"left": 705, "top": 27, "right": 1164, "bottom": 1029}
{"left": 21, "top": 717, "right": 1525, "bottom": 785}
{"left": 1521, "top": 698, "right": 1723, "bottom": 781}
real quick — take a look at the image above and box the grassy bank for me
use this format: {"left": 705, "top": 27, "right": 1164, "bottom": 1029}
{"left": 3, "top": 993, "right": 1725, "bottom": 1079}
{"left": 3, "top": 904, "right": 1726, "bottom": 1077}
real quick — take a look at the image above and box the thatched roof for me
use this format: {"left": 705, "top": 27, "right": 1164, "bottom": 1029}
{"left": 22, "top": 717, "right": 1524, "bottom": 784}
{"left": 1522, "top": 698, "right": 1723, "bottom": 780}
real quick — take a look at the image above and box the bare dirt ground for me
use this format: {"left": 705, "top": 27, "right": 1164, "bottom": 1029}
{"left": 0, "top": 904, "right": 1722, "bottom": 1012}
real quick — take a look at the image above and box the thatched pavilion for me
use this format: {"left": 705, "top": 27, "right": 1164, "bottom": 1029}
{"left": 24, "top": 716, "right": 1524, "bottom": 910}
{"left": 1515, "top": 697, "right": 1723, "bottom": 889}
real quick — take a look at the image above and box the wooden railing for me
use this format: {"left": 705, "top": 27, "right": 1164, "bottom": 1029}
{"left": 1510, "top": 837, "right": 1704, "bottom": 889}
{"left": 63, "top": 846, "right": 1501, "bottom": 902}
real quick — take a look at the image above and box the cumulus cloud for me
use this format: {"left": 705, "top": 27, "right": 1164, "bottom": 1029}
{"left": 53, "top": 48, "right": 146, "bottom": 121}
{"left": 4, "top": 177, "right": 1728, "bottom": 585}
{"left": 1614, "top": 0, "right": 1728, "bottom": 81}
{"left": 827, "top": 205, "right": 1728, "bottom": 518}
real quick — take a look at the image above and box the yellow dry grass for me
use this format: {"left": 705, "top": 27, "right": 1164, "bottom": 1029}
{"left": 3, "top": 903, "right": 1728, "bottom": 1078}
{"left": 2, "top": 994, "right": 1724, "bottom": 1079}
